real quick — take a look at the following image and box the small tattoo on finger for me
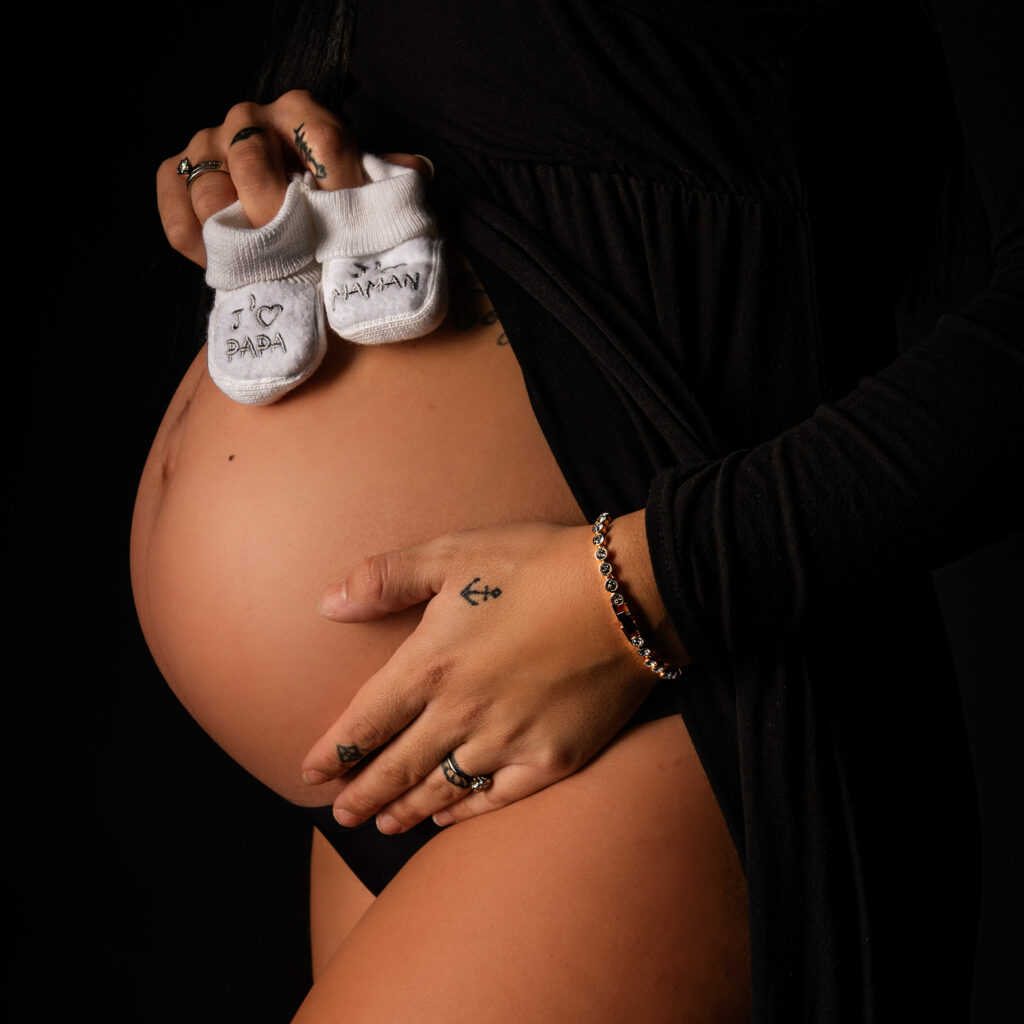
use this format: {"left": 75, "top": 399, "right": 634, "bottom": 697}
{"left": 230, "top": 125, "right": 265, "bottom": 146}
{"left": 294, "top": 122, "right": 327, "bottom": 178}
{"left": 336, "top": 744, "right": 364, "bottom": 763}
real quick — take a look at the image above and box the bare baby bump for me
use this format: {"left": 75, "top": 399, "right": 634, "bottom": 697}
{"left": 131, "top": 305, "right": 583, "bottom": 806}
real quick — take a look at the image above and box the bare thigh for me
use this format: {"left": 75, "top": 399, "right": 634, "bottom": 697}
{"left": 297, "top": 715, "right": 750, "bottom": 1024}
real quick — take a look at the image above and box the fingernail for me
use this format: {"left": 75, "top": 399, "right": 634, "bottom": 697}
{"left": 302, "top": 769, "right": 330, "bottom": 785}
{"left": 376, "top": 813, "right": 403, "bottom": 835}
{"left": 318, "top": 580, "right": 348, "bottom": 618}
{"left": 413, "top": 154, "right": 435, "bottom": 181}
{"left": 432, "top": 810, "right": 455, "bottom": 827}
{"left": 333, "top": 806, "right": 362, "bottom": 828}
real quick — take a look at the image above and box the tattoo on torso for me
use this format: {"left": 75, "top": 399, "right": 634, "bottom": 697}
{"left": 450, "top": 268, "right": 509, "bottom": 346}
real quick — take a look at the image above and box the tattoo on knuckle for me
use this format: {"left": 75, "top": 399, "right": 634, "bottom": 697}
{"left": 230, "top": 125, "right": 265, "bottom": 146}
{"left": 335, "top": 744, "right": 364, "bottom": 764}
{"left": 293, "top": 122, "right": 327, "bottom": 178}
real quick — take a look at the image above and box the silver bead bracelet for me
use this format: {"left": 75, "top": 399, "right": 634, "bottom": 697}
{"left": 592, "top": 512, "right": 682, "bottom": 681}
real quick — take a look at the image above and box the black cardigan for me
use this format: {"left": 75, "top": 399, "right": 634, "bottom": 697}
{"left": 345, "top": 1, "right": 1023, "bottom": 1017}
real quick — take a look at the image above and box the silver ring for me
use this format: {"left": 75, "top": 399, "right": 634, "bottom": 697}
{"left": 177, "top": 158, "right": 228, "bottom": 190}
{"left": 441, "top": 752, "right": 492, "bottom": 792}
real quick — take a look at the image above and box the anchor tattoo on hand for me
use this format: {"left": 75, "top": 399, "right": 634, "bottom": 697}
{"left": 460, "top": 578, "right": 503, "bottom": 606}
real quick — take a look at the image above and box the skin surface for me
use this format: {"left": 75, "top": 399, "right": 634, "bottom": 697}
{"left": 137, "top": 91, "right": 750, "bottom": 1020}
{"left": 131, "top": 282, "right": 750, "bottom": 1021}
{"left": 130, "top": 271, "right": 587, "bottom": 808}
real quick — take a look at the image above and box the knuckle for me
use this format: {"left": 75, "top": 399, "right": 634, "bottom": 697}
{"left": 191, "top": 188, "right": 233, "bottom": 225}
{"left": 357, "top": 552, "right": 391, "bottom": 604}
{"left": 296, "top": 117, "right": 342, "bottom": 150}
{"left": 535, "top": 745, "right": 578, "bottom": 777}
{"left": 419, "top": 658, "right": 452, "bottom": 698}
{"left": 449, "top": 696, "right": 486, "bottom": 732}
{"left": 374, "top": 755, "right": 418, "bottom": 791}
{"left": 224, "top": 100, "right": 261, "bottom": 126}
{"left": 477, "top": 790, "right": 510, "bottom": 812}
{"left": 162, "top": 214, "right": 197, "bottom": 257}
{"left": 433, "top": 533, "right": 462, "bottom": 565}
{"left": 338, "top": 789, "right": 379, "bottom": 819}
{"left": 275, "top": 88, "right": 315, "bottom": 110}
{"left": 157, "top": 155, "right": 182, "bottom": 181}
{"left": 228, "top": 143, "right": 274, "bottom": 180}
{"left": 185, "top": 126, "right": 218, "bottom": 158}
{"left": 433, "top": 770, "right": 460, "bottom": 797}
{"left": 346, "top": 713, "right": 386, "bottom": 752}
{"left": 383, "top": 802, "right": 418, "bottom": 828}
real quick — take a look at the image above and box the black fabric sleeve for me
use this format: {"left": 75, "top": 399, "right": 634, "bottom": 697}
{"left": 648, "top": 0, "right": 1024, "bottom": 665}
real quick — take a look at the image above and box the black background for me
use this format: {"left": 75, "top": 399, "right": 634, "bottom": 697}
{"left": 17, "top": 11, "right": 1021, "bottom": 1021}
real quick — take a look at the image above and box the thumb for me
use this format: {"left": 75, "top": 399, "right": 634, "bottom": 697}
{"left": 319, "top": 543, "right": 448, "bottom": 621}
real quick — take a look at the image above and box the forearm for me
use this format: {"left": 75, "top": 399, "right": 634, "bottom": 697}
{"left": 649, "top": 268, "right": 1024, "bottom": 664}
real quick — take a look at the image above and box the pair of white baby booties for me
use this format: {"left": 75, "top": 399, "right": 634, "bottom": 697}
{"left": 204, "top": 155, "right": 446, "bottom": 405}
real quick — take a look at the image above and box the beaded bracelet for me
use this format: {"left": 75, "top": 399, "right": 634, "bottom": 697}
{"left": 592, "top": 512, "right": 682, "bottom": 681}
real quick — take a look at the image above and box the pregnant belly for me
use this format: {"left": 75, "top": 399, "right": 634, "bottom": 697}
{"left": 130, "top": 308, "right": 583, "bottom": 806}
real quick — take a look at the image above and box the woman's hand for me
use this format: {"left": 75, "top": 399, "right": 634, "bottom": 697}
{"left": 301, "top": 511, "right": 688, "bottom": 832}
{"left": 156, "top": 89, "right": 426, "bottom": 263}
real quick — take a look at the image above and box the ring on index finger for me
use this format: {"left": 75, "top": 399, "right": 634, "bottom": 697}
{"left": 441, "top": 752, "right": 492, "bottom": 792}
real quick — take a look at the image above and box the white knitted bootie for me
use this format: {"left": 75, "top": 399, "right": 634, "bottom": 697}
{"left": 203, "top": 173, "right": 326, "bottom": 405}
{"left": 307, "top": 154, "right": 447, "bottom": 344}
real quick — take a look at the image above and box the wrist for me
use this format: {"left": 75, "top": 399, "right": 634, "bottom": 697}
{"left": 591, "top": 509, "right": 690, "bottom": 671}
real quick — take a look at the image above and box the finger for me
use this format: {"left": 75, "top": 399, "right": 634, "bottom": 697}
{"left": 328, "top": 714, "right": 473, "bottom": 827}
{"left": 319, "top": 536, "right": 458, "bottom": 622}
{"left": 326, "top": 674, "right": 493, "bottom": 827}
{"left": 431, "top": 763, "right": 563, "bottom": 827}
{"left": 262, "top": 89, "right": 363, "bottom": 190}
{"left": 156, "top": 147, "right": 236, "bottom": 267}
{"left": 373, "top": 751, "right": 494, "bottom": 834}
{"left": 380, "top": 152, "right": 435, "bottom": 181}
{"left": 218, "top": 103, "right": 288, "bottom": 228}
{"left": 158, "top": 118, "right": 241, "bottom": 266}
{"left": 300, "top": 646, "right": 441, "bottom": 786}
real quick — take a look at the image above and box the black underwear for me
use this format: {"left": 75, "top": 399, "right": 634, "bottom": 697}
{"left": 301, "top": 683, "right": 681, "bottom": 895}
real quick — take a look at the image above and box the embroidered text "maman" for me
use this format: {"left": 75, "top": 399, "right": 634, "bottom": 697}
{"left": 332, "top": 270, "right": 421, "bottom": 307}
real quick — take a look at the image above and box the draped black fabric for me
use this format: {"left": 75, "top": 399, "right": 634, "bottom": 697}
{"left": 343, "top": 1, "right": 1022, "bottom": 1018}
